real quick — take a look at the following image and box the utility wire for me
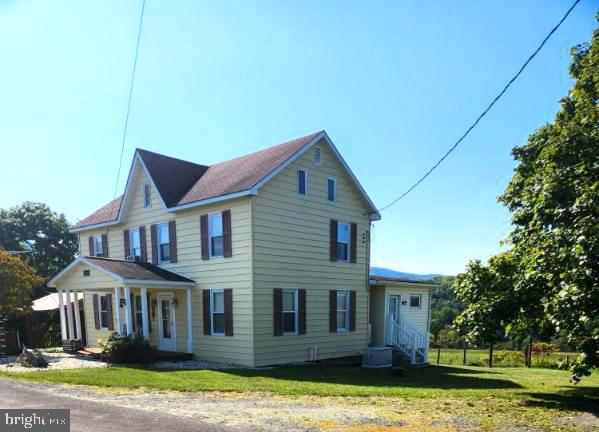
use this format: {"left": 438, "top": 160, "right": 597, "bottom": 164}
{"left": 378, "top": 0, "right": 581, "bottom": 212}
{"left": 111, "top": 0, "right": 147, "bottom": 213}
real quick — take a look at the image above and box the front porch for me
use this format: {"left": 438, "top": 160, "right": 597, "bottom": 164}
{"left": 48, "top": 256, "right": 196, "bottom": 355}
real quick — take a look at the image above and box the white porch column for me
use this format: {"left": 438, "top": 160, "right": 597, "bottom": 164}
{"left": 57, "top": 290, "right": 67, "bottom": 341}
{"left": 187, "top": 287, "right": 193, "bottom": 354}
{"left": 114, "top": 287, "right": 123, "bottom": 336}
{"left": 141, "top": 287, "right": 150, "bottom": 341}
{"left": 73, "top": 291, "right": 82, "bottom": 341}
{"left": 124, "top": 286, "right": 133, "bottom": 335}
{"left": 64, "top": 288, "right": 75, "bottom": 340}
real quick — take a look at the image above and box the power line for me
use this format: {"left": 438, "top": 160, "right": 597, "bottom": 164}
{"left": 111, "top": 0, "right": 147, "bottom": 213}
{"left": 378, "top": 0, "right": 581, "bottom": 212}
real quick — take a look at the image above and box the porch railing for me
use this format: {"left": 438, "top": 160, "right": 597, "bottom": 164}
{"left": 387, "top": 316, "right": 429, "bottom": 364}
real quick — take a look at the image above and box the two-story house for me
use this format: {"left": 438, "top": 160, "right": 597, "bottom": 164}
{"left": 49, "top": 131, "right": 431, "bottom": 367}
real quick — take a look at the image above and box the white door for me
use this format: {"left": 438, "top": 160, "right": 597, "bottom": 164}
{"left": 386, "top": 295, "right": 401, "bottom": 345}
{"left": 158, "top": 294, "right": 176, "bottom": 352}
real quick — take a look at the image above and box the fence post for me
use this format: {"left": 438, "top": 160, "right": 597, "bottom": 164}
{"left": 436, "top": 348, "right": 441, "bottom": 365}
{"left": 463, "top": 348, "right": 467, "bottom": 365}
{"left": 489, "top": 345, "right": 493, "bottom": 368}
{"left": 566, "top": 354, "right": 569, "bottom": 365}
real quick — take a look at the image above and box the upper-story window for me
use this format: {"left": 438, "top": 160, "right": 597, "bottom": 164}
{"left": 209, "top": 213, "right": 224, "bottom": 258}
{"left": 129, "top": 229, "right": 141, "bottom": 260}
{"left": 93, "top": 235, "right": 104, "bottom": 257}
{"left": 327, "top": 177, "right": 336, "bottom": 202}
{"left": 298, "top": 168, "right": 307, "bottom": 197}
{"left": 143, "top": 184, "right": 152, "bottom": 208}
{"left": 337, "top": 222, "right": 350, "bottom": 262}
{"left": 158, "top": 223, "right": 170, "bottom": 263}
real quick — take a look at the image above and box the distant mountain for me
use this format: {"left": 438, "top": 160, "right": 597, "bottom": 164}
{"left": 370, "top": 266, "right": 443, "bottom": 281}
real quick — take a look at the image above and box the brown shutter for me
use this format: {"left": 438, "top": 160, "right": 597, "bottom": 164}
{"left": 298, "top": 289, "right": 306, "bottom": 335}
{"left": 123, "top": 229, "right": 130, "bottom": 258}
{"left": 349, "top": 291, "right": 356, "bottom": 331}
{"left": 330, "top": 219, "right": 338, "bottom": 261}
{"left": 350, "top": 223, "right": 357, "bottom": 264}
{"left": 200, "top": 214, "right": 209, "bottom": 260}
{"left": 224, "top": 289, "right": 233, "bottom": 336}
{"left": 106, "top": 293, "right": 114, "bottom": 330}
{"left": 222, "top": 210, "right": 232, "bottom": 258}
{"left": 88, "top": 236, "right": 94, "bottom": 257}
{"left": 329, "top": 290, "right": 337, "bottom": 332}
{"left": 139, "top": 226, "right": 147, "bottom": 262}
{"left": 130, "top": 293, "right": 135, "bottom": 332}
{"left": 168, "top": 220, "right": 177, "bottom": 263}
{"left": 273, "top": 288, "right": 283, "bottom": 336}
{"left": 93, "top": 294, "right": 100, "bottom": 329}
{"left": 102, "top": 234, "right": 109, "bottom": 258}
{"left": 150, "top": 224, "right": 158, "bottom": 264}
{"left": 147, "top": 292, "right": 151, "bottom": 332}
{"left": 202, "top": 290, "right": 211, "bottom": 335}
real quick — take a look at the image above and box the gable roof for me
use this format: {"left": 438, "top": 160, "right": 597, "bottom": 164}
{"left": 70, "top": 130, "right": 380, "bottom": 232}
{"left": 48, "top": 256, "right": 195, "bottom": 287}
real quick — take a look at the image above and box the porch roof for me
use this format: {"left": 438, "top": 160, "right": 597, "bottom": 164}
{"left": 369, "top": 275, "right": 438, "bottom": 287}
{"left": 48, "top": 256, "right": 195, "bottom": 288}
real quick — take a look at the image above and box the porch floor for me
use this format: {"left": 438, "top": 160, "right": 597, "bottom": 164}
{"left": 75, "top": 347, "right": 192, "bottom": 362}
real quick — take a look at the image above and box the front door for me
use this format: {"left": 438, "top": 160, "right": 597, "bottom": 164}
{"left": 386, "top": 295, "right": 401, "bottom": 345}
{"left": 158, "top": 294, "right": 176, "bottom": 352}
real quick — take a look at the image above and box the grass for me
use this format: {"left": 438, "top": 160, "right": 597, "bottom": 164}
{"left": 429, "top": 348, "right": 579, "bottom": 368}
{"left": 1, "top": 365, "right": 597, "bottom": 431}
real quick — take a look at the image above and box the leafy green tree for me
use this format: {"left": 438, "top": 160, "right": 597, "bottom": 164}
{"left": 455, "top": 21, "right": 598, "bottom": 382}
{"left": 0, "top": 250, "right": 44, "bottom": 315}
{"left": 0, "top": 202, "right": 78, "bottom": 295}
{"left": 429, "top": 276, "right": 465, "bottom": 341}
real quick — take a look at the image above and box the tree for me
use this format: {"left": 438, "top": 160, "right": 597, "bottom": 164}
{"left": 429, "top": 276, "right": 465, "bottom": 341}
{"left": 455, "top": 21, "right": 598, "bottom": 382}
{"left": 0, "top": 202, "right": 78, "bottom": 295}
{"left": 0, "top": 250, "right": 44, "bottom": 316}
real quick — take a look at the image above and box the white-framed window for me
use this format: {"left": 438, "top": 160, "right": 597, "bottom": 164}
{"left": 336, "top": 290, "right": 350, "bottom": 332}
{"left": 210, "top": 289, "right": 225, "bottom": 335}
{"left": 337, "top": 222, "right": 350, "bottom": 262}
{"left": 327, "top": 177, "right": 336, "bottom": 202}
{"left": 208, "top": 213, "right": 224, "bottom": 258}
{"left": 313, "top": 147, "right": 322, "bottom": 165}
{"left": 158, "top": 223, "right": 171, "bottom": 263}
{"left": 282, "top": 289, "right": 299, "bottom": 335}
{"left": 134, "top": 294, "right": 143, "bottom": 331}
{"left": 97, "top": 294, "right": 110, "bottom": 330}
{"left": 143, "top": 184, "right": 152, "bottom": 208}
{"left": 93, "top": 235, "right": 104, "bottom": 257}
{"left": 129, "top": 229, "right": 141, "bottom": 260}
{"left": 297, "top": 168, "right": 308, "bottom": 197}
{"left": 410, "top": 294, "right": 422, "bottom": 309}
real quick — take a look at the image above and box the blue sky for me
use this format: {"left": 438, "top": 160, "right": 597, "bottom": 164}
{"left": 0, "top": 1, "right": 596, "bottom": 275}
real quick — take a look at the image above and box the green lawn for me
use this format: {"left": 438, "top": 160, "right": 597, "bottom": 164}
{"left": 428, "top": 348, "right": 579, "bottom": 367}
{"left": 2, "top": 365, "right": 597, "bottom": 431}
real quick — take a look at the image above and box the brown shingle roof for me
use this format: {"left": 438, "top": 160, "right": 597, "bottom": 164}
{"left": 71, "top": 131, "right": 323, "bottom": 230}
{"left": 84, "top": 257, "right": 194, "bottom": 283}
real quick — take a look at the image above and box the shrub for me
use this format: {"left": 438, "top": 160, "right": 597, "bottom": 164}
{"left": 99, "top": 333, "right": 155, "bottom": 364}
{"left": 481, "top": 350, "right": 525, "bottom": 367}
{"left": 16, "top": 347, "right": 48, "bottom": 368}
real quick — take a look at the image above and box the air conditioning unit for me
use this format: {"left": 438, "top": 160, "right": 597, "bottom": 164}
{"left": 362, "top": 347, "right": 392, "bottom": 368}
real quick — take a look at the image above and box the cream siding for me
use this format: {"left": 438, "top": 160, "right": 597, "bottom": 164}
{"left": 251, "top": 140, "right": 372, "bottom": 366}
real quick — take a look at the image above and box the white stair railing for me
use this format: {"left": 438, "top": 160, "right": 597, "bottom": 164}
{"left": 387, "top": 316, "right": 429, "bottom": 364}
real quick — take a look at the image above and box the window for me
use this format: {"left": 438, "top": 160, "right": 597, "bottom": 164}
{"left": 410, "top": 294, "right": 422, "bottom": 308}
{"left": 314, "top": 147, "right": 322, "bottom": 165}
{"left": 337, "top": 222, "right": 350, "bottom": 262}
{"left": 336, "top": 290, "right": 350, "bottom": 331}
{"left": 93, "top": 235, "right": 104, "bottom": 257}
{"left": 97, "top": 294, "right": 109, "bottom": 330}
{"left": 129, "top": 229, "right": 141, "bottom": 260}
{"left": 298, "top": 168, "right": 307, "bottom": 196}
{"left": 209, "top": 213, "right": 224, "bottom": 258}
{"left": 282, "top": 289, "right": 298, "bottom": 335}
{"left": 143, "top": 184, "right": 152, "bottom": 208}
{"left": 158, "top": 223, "right": 170, "bottom": 263}
{"left": 134, "top": 294, "right": 143, "bottom": 331}
{"left": 211, "top": 289, "right": 225, "bottom": 335}
{"left": 327, "top": 177, "right": 336, "bottom": 202}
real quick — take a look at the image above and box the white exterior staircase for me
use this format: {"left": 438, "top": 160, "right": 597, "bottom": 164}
{"left": 387, "top": 317, "right": 429, "bottom": 365}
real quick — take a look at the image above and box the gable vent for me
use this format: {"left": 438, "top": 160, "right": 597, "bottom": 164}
{"left": 143, "top": 184, "right": 152, "bottom": 208}
{"left": 314, "top": 147, "right": 322, "bottom": 165}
